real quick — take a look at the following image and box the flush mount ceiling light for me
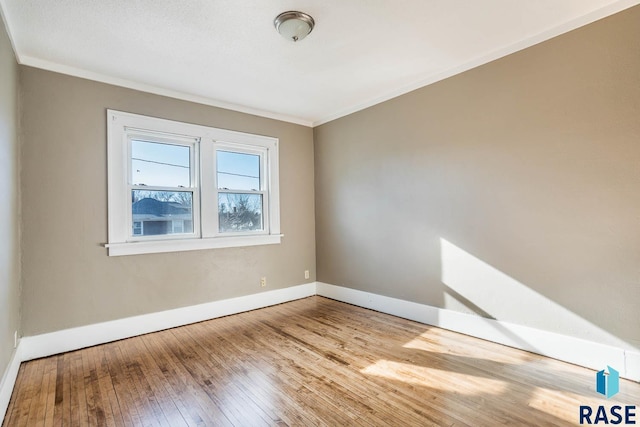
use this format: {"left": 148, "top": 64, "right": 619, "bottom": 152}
{"left": 274, "top": 11, "right": 315, "bottom": 42}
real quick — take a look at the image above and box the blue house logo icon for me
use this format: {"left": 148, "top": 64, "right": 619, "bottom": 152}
{"left": 596, "top": 366, "right": 619, "bottom": 398}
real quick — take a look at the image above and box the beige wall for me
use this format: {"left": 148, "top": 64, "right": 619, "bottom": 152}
{"left": 315, "top": 7, "right": 640, "bottom": 349}
{"left": 20, "top": 68, "right": 315, "bottom": 336}
{"left": 10, "top": 4, "right": 640, "bottom": 351}
{"left": 0, "top": 17, "right": 20, "bottom": 374}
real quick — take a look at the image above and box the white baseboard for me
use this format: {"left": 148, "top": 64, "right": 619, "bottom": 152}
{"left": 316, "top": 282, "right": 639, "bottom": 382}
{"left": 0, "top": 344, "right": 22, "bottom": 423}
{"left": 626, "top": 350, "right": 640, "bottom": 382}
{"left": 3, "top": 279, "right": 636, "bottom": 424}
{"left": 1, "top": 283, "right": 315, "bottom": 422}
{"left": 20, "top": 283, "right": 316, "bottom": 362}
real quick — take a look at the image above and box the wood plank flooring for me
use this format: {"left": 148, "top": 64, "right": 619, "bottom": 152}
{"left": 4, "top": 296, "right": 639, "bottom": 426}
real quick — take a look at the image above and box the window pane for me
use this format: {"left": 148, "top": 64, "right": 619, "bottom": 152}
{"left": 133, "top": 221, "right": 143, "bottom": 235}
{"left": 218, "top": 193, "right": 263, "bottom": 232}
{"left": 132, "top": 190, "right": 193, "bottom": 236}
{"left": 217, "top": 150, "right": 260, "bottom": 191}
{"left": 132, "top": 140, "right": 190, "bottom": 187}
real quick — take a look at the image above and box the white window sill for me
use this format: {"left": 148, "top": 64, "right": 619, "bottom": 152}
{"left": 105, "top": 234, "right": 283, "bottom": 256}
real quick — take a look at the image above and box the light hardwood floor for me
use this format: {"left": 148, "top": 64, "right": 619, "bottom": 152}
{"left": 3, "top": 296, "right": 639, "bottom": 426}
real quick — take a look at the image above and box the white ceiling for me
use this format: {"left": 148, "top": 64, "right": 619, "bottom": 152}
{"left": 1, "top": 0, "right": 638, "bottom": 127}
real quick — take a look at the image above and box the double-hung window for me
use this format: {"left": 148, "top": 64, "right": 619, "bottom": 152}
{"left": 107, "top": 110, "right": 281, "bottom": 256}
{"left": 215, "top": 145, "right": 267, "bottom": 234}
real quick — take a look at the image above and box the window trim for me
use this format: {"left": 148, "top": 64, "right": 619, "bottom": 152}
{"left": 106, "top": 110, "right": 281, "bottom": 256}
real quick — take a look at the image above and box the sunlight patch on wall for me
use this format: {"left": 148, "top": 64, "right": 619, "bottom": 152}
{"left": 440, "top": 238, "right": 635, "bottom": 351}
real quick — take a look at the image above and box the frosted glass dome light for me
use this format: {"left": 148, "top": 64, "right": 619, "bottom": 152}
{"left": 274, "top": 11, "right": 315, "bottom": 42}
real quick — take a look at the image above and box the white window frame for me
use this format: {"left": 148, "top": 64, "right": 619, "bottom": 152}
{"left": 106, "top": 110, "right": 281, "bottom": 256}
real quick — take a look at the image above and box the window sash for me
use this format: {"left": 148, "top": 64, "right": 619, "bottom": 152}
{"left": 217, "top": 190, "right": 267, "bottom": 235}
{"left": 126, "top": 133, "right": 200, "bottom": 242}
{"left": 127, "top": 133, "right": 198, "bottom": 189}
{"left": 213, "top": 143, "right": 268, "bottom": 236}
{"left": 128, "top": 187, "right": 199, "bottom": 241}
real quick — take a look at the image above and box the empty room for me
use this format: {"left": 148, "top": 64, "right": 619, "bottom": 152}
{"left": 1, "top": 1, "right": 639, "bottom": 426}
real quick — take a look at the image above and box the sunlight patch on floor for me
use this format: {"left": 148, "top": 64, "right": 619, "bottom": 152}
{"left": 401, "top": 334, "right": 532, "bottom": 367}
{"left": 361, "top": 359, "right": 508, "bottom": 395}
{"left": 526, "top": 386, "right": 591, "bottom": 424}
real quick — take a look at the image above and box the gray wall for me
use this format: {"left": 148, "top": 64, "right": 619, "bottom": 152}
{"left": 315, "top": 7, "right": 640, "bottom": 349}
{"left": 0, "top": 17, "right": 20, "bottom": 375}
{"left": 20, "top": 68, "right": 315, "bottom": 336}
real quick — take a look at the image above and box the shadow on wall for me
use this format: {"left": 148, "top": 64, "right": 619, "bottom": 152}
{"left": 439, "top": 238, "right": 637, "bottom": 353}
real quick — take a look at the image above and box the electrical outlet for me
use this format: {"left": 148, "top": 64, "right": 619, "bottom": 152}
{"left": 14, "top": 331, "right": 18, "bottom": 349}
{"left": 260, "top": 277, "right": 267, "bottom": 287}
{"left": 304, "top": 270, "right": 310, "bottom": 279}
